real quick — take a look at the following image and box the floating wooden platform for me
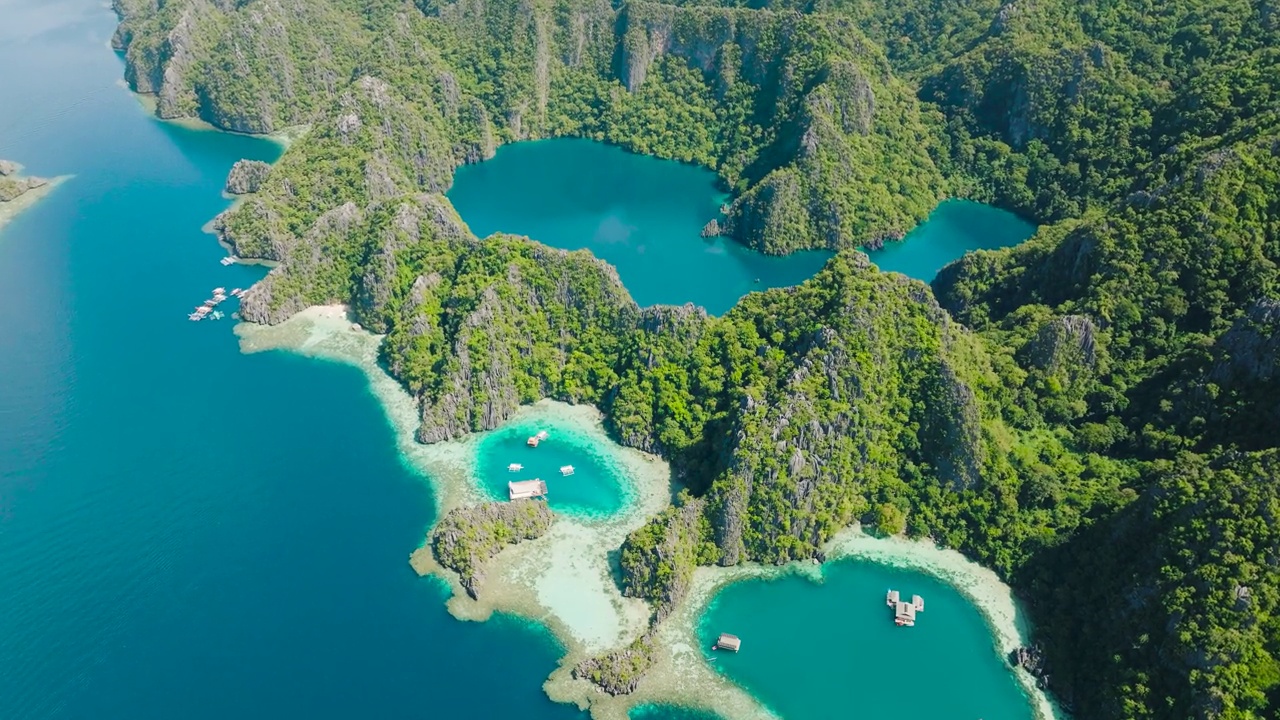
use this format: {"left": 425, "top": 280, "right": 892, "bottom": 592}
{"left": 713, "top": 633, "right": 741, "bottom": 652}
{"left": 888, "top": 589, "right": 923, "bottom": 627}
{"left": 508, "top": 479, "right": 547, "bottom": 501}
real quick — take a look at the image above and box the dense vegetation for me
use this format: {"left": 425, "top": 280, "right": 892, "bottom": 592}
{"left": 113, "top": 0, "right": 1280, "bottom": 717}
{"left": 430, "top": 500, "right": 557, "bottom": 598}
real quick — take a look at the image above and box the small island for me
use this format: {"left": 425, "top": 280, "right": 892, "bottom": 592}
{"left": 0, "top": 160, "right": 66, "bottom": 232}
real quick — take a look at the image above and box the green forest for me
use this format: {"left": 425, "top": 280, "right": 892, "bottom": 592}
{"left": 112, "top": 0, "right": 1280, "bottom": 717}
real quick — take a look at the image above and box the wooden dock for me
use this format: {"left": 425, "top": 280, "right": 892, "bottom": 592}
{"left": 887, "top": 589, "right": 924, "bottom": 627}
{"left": 713, "top": 633, "right": 741, "bottom": 652}
{"left": 508, "top": 479, "right": 548, "bottom": 501}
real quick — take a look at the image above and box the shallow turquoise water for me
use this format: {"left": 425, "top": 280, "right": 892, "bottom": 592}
{"left": 0, "top": 3, "right": 1037, "bottom": 720}
{"left": 0, "top": 4, "right": 585, "bottom": 720}
{"left": 447, "top": 138, "right": 833, "bottom": 314}
{"left": 866, "top": 199, "right": 1037, "bottom": 281}
{"left": 631, "top": 705, "right": 725, "bottom": 720}
{"left": 472, "top": 418, "right": 631, "bottom": 518}
{"left": 700, "top": 560, "right": 1035, "bottom": 720}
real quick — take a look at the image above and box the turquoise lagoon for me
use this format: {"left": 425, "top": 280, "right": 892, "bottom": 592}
{"left": 0, "top": 3, "right": 1040, "bottom": 720}
{"left": 700, "top": 561, "right": 1035, "bottom": 720}
{"left": 472, "top": 418, "right": 632, "bottom": 518}
{"left": 865, "top": 199, "right": 1037, "bottom": 281}
{"left": 447, "top": 140, "right": 1037, "bottom": 314}
{"left": 447, "top": 138, "right": 833, "bottom": 314}
{"left": 0, "top": 4, "right": 584, "bottom": 720}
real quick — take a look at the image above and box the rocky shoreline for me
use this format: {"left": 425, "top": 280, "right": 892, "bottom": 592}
{"left": 233, "top": 307, "right": 1065, "bottom": 720}
{"left": 0, "top": 160, "right": 66, "bottom": 232}
{"left": 431, "top": 500, "right": 556, "bottom": 599}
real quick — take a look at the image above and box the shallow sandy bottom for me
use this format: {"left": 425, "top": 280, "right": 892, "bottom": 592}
{"left": 0, "top": 176, "right": 71, "bottom": 233}
{"left": 238, "top": 306, "right": 1066, "bottom": 720}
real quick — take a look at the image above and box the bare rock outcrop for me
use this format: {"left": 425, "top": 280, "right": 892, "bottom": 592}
{"left": 224, "top": 159, "right": 271, "bottom": 194}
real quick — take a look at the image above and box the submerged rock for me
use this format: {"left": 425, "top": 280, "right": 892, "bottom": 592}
{"left": 430, "top": 500, "right": 556, "bottom": 599}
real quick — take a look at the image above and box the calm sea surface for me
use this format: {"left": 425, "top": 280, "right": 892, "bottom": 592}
{"left": 448, "top": 141, "right": 1036, "bottom": 313}
{"left": 0, "top": 2, "right": 1036, "bottom": 719}
{"left": 447, "top": 138, "right": 833, "bottom": 314}
{"left": 866, "top": 198, "right": 1036, "bottom": 280}
{"left": 0, "top": 4, "right": 582, "bottom": 720}
{"left": 472, "top": 418, "right": 632, "bottom": 519}
{"left": 700, "top": 562, "right": 1035, "bottom": 720}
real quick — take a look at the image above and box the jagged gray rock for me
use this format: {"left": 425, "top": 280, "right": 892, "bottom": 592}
{"left": 0, "top": 160, "right": 49, "bottom": 203}
{"left": 224, "top": 159, "right": 271, "bottom": 194}
{"left": 573, "top": 632, "right": 656, "bottom": 695}
{"left": 431, "top": 500, "right": 556, "bottom": 599}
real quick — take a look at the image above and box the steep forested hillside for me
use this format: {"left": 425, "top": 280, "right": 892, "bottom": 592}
{"left": 111, "top": 1, "right": 1280, "bottom": 717}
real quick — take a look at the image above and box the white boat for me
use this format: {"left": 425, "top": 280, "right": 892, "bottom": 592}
{"left": 220, "top": 256, "right": 237, "bottom": 266}
{"left": 508, "top": 463, "right": 523, "bottom": 472}
{"left": 560, "top": 465, "right": 575, "bottom": 476}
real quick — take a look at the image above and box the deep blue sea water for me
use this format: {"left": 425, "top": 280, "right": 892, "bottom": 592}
{"left": 0, "top": 3, "right": 1038, "bottom": 720}
{"left": 0, "top": 3, "right": 585, "bottom": 719}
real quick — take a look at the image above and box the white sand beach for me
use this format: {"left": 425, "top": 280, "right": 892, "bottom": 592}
{"left": 237, "top": 305, "right": 1065, "bottom": 720}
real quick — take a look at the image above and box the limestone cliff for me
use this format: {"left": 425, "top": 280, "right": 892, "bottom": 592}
{"left": 704, "top": 255, "right": 989, "bottom": 566}
{"left": 224, "top": 159, "right": 271, "bottom": 194}
{"left": 617, "top": 497, "right": 712, "bottom": 618}
{"left": 113, "top": 0, "right": 950, "bottom": 255}
{"left": 573, "top": 632, "right": 657, "bottom": 696}
{"left": 431, "top": 500, "right": 556, "bottom": 599}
